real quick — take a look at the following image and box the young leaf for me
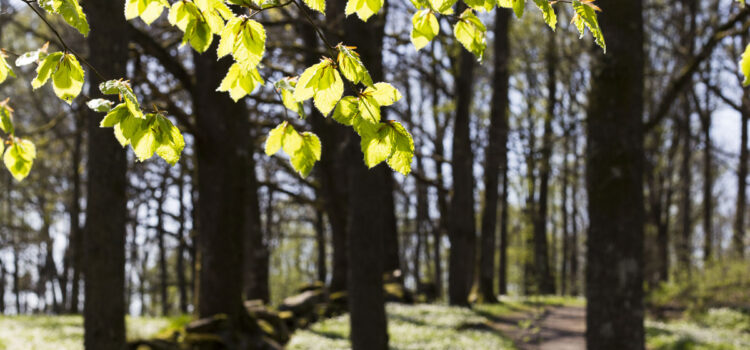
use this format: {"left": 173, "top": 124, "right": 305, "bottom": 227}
{"left": 290, "top": 132, "right": 321, "bottom": 177}
{"left": 302, "top": 0, "right": 325, "bottom": 14}
{"left": 428, "top": 0, "right": 456, "bottom": 14}
{"left": 384, "top": 121, "right": 414, "bottom": 175}
{"left": 0, "top": 98, "right": 14, "bottom": 135}
{"left": 154, "top": 114, "right": 185, "bottom": 166}
{"left": 361, "top": 124, "right": 392, "bottom": 168}
{"left": 51, "top": 54, "right": 85, "bottom": 104}
{"left": 217, "top": 18, "right": 266, "bottom": 70}
{"left": 86, "top": 98, "right": 114, "bottom": 113}
{"left": 337, "top": 45, "right": 373, "bottom": 87}
{"left": 512, "top": 0, "right": 524, "bottom": 18}
{"left": 453, "top": 9, "right": 487, "bottom": 60}
{"left": 275, "top": 78, "right": 306, "bottom": 118}
{"left": 3, "top": 138, "right": 36, "bottom": 181}
{"left": 533, "top": 0, "right": 556, "bottom": 30}
{"left": 217, "top": 63, "right": 264, "bottom": 101}
{"left": 0, "top": 51, "right": 15, "bottom": 84}
{"left": 345, "top": 0, "right": 384, "bottom": 22}
{"left": 740, "top": 43, "right": 750, "bottom": 86}
{"left": 99, "top": 79, "right": 143, "bottom": 119}
{"left": 572, "top": 0, "right": 606, "bottom": 53}
{"left": 463, "top": 0, "right": 494, "bottom": 12}
{"left": 410, "top": 9, "right": 439, "bottom": 51}
{"left": 264, "top": 122, "right": 321, "bottom": 177}
{"left": 39, "top": 0, "right": 89, "bottom": 36}
{"left": 125, "top": 0, "right": 170, "bottom": 25}
{"left": 14, "top": 42, "right": 50, "bottom": 67}
{"left": 31, "top": 52, "right": 64, "bottom": 90}
{"left": 294, "top": 59, "right": 344, "bottom": 116}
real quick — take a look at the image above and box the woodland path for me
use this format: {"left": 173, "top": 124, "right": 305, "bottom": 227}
{"left": 484, "top": 305, "right": 586, "bottom": 350}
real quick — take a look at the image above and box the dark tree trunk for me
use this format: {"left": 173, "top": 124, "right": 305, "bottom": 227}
{"left": 560, "top": 123, "right": 570, "bottom": 296}
{"left": 243, "top": 153, "right": 269, "bottom": 303}
{"left": 0, "top": 261, "right": 4, "bottom": 314}
{"left": 585, "top": 0, "right": 645, "bottom": 348}
{"left": 380, "top": 170, "right": 400, "bottom": 277}
{"left": 479, "top": 8, "right": 511, "bottom": 303}
{"left": 340, "top": 3, "right": 389, "bottom": 348}
{"left": 534, "top": 29, "right": 557, "bottom": 295}
{"left": 157, "top": 174, "right": 169, "bottom": 316}
{"left": 448, "top": 34, "right": 477, "bottom": 307}
{"left": 315, "top": 210, "right": 327, "bottom": 283}
{"left": 678, "top": 102, "right": 692, "bottom": 275}
{"left": 736, "top": 93, "right": 749, "bottom": 258}
{"left": 82, "top": 0, "right": 129, "bottom": 346}
{"left": 700, "top": 112, "right": 712, "bottom": 262}
{"left": 193, "top": 45, "right": 248, "bottom": 321}
{"left": 570, "top": 136, "right": 580, "bottom": 296}
{"left": 300, "top": 22, "right": 350, "bottom": 294}
{"left": 176, "top": 164, "right": 189, "bottom": 314}
{"left": 69, "top": 114, "right": 83, "bottom": 314}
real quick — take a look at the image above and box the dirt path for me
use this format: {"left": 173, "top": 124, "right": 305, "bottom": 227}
{"left": 488, "top": 306, "right": 586, "bottom": 350}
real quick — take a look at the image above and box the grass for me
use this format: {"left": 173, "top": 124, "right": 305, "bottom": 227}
{"left": 287, "top": 303, "right": 517, "bottom": 350}
{"left": 0, "top": 315, "right": 172, "bottom": 350}
{"left": 646, "top": 308, "right": 750, "bottom": 350}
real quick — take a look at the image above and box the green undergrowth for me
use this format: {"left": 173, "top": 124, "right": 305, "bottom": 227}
{"left": 0, "top": 315, "right": 175, "bottom": 350}
{"left": 287, "top": 303, "right": 517, "bottom": 349}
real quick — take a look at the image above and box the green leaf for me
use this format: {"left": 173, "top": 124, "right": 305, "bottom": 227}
{"left": 125, "top": 0, "right": 170, "bottom": 25}
{"left": 217, "top": 18, "right": 266, "bottom": 70}
{"left": 410, "top": 9, "right": 439, "bottom": 51}
{"left": 0, "top": 52, "right": 15, "bottom": 84}
{"left": 275, "top": 78, "right": 306, "bottom": 118}
{"left": 302, "top": 0, "right": 325, "bottom": 13}
{"left": 385, "top": 121, "right": 414, "bottom": 175}
{"left": 265, "top": 122, "right": 321, "bottom": 177}
{"left": 533, "top": 0, "right": 556, "bottom": 30}
{"left": 87, "top": 98, "right": 114, "bottom": 113}
{"left": 14, "top": 43, "right": 50, "bottom": 67}
{"left": 132, "top": 121, "right": 157, "bottom": 162}
{"left": 345, "top": 0, "right": 384, "bottom": 22}
{"left": 454, "top": 9, "right": 487, "bottom": 60}
{"left": 294, "top": 59, "right": 344, "bottom": 116}
{"left": 3, "top": 138, "right": 36, "bottom": 181}
{"left": 512, "top": 0, "right": 524, "bottom": 18}
{"left": 740, "top": 43, "right": 750, "bottom": 86}
{"left": 361, "top": 124, "right": 392, "bottom": 168}
{"left": 154, "top": 114, "right": 185, "bottom": 166}
{"left": 337, "top": 45, "right": 373, "bottom": 87}
{"left": 0, "top": 98, "right": 14, "bottom": 135}
{"left": 217, "top": 63, "right": 264, "bottom": 101}
{"left": 99, "top": 80, "right": 143, "bottom": 118}
{"left": 572, "top": 0, "right": 606, "bottom": 53}
{"left": 31, "top": 52, "right": 64, "bottom": 90}
{"left": 364, "top": 82, "right": 402, "bottom": 106}
{"left": 99, "top": 103, "right": 130, "bottom": 127}
{"left": 51, "top": 54, "right": 85, "bottom": 104}
{"left": 39, "top": 0, "right": 89, "bottom": 36}
{"left": 333, "top": 96, "right": 359, "bottom": 126}
{"left": 428, "top": 0, "right": 456, "bottom": 14}
{"left": 290, "top": 132, "right": 321, "bottom": 177}
{"left": 463, "top": 0, "right": 494, "bottom": 12}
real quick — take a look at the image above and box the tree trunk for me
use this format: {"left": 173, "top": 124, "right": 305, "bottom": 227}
{"left": 678, "top": 102, "right": 692, "bottom": 275}
{"left": 735, "top": 92, "right": 749, "bottom": 258}
{"left": 431, "top": 48, "right": 447, "bottom": 299}
{"left": 340, "top": 2, "right": 389, "bottom": 347}
{"left": 176, "top": 164, "right": 189, "bottom": 314}
{"left": 700, "top": 112, "right": 712, "bottom": 262}
{"left": 561, "top": 123, "right": 570, "bottom": 296}
{"left": 192, "top": 44, "right": 248, "bottom": 321}
{"left": 243, "top": 152, "right": 269, "bottom": 303}
{"left": 157, "top": 174, "right": 169, "bottom": 316}
{"left": 534, "top": 29, "right": 557, "bottom": 295}
{"left": 585, "top": 0, "right": 645, "bottom": 348}
{"left": 570, "top": 134, "right": 580, "bottom": 296}
{"left": 69, "top": 114, "right": 83, "bottom": 314}
{"left": 315, "top": 210, "right": 327, "bottom": 283}
{"left": 448, "top": 31, "right": 477, "bottom": 306}
{"left": 479, "top": 8, "right": 511, "bottom": 303}
{"left": 82, "top": 0, "right": 129, "bottom": 346}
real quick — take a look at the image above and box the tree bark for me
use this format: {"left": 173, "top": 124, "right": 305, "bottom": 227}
{"left": 448, "top": 30, "right": 477, "bottom": 306}
{"left": 176, "top": 164, "right": 189, "bottom": 314}
{"left": 157, "top": 174, "right": 169, "bottom": 316}
{"left": 678, "top": 101, "right": 692, "bottom": 275}
{"left": 315, "top": 210, "right": 327, "bottom": 283}
{"left": 192, "top": 44, "right": 248, "bottom": 321}
{"left": 699, "top": 111, "right": 712, "bottom": 262}
{"left": 479, "top": 8, "right": 511, "bottom": 303}
{"left": 585, "top": 0, "right": 646, "bottom": 348}
{"left": 244, "top": 152, "right": 269, "bottom": 303}
{"left": 736, "top": 91, "right": 749, "bottom": 258}
{"left": 82, "top": 0, "right": 129, "bottom": 346}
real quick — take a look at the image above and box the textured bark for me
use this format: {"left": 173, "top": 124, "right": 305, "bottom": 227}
{"left": 315, "top": 210, "right": 327, "bottom": 283}
{"left": 699, "top": 111, "right": 712, "bottom": 262}
{"left": 300, "top": 23, "right": 350, "bottom": 294}
{"left": 176, "top": 165, "right": 189, "bottom": 314}
{"left": 243, "top": 152, "right": 269, "bottom": 303}
{"left": 157, "top": 175, "right": 169, "bottom": 315}
{"left": 585, "top": 0, "right": 646, "bottom": 348}
{"left": 534, "top": 29, "right": 557, "bottom": 295}
{"left": 678, "top": 102, "right": 693, "bottom": 275}
{"left": 65, "top": 114, "right": 83, "bottom": 313}
{"left": 340, "top": 3, "right": 389, "bottom": 347}
{"left": 479, "top": 8, "right": 511, "bottom": 303}
{"left": 735, "top": 92, "right": 749, "bottom": 258}
{"left": 448, "top": 33, "right": 477, "bottom": 306}
{"left": 193, "top": 45, "right": 248, "bottom": 321}
{"left": 82, "top": 0, "right": 129, "bottom": 347}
